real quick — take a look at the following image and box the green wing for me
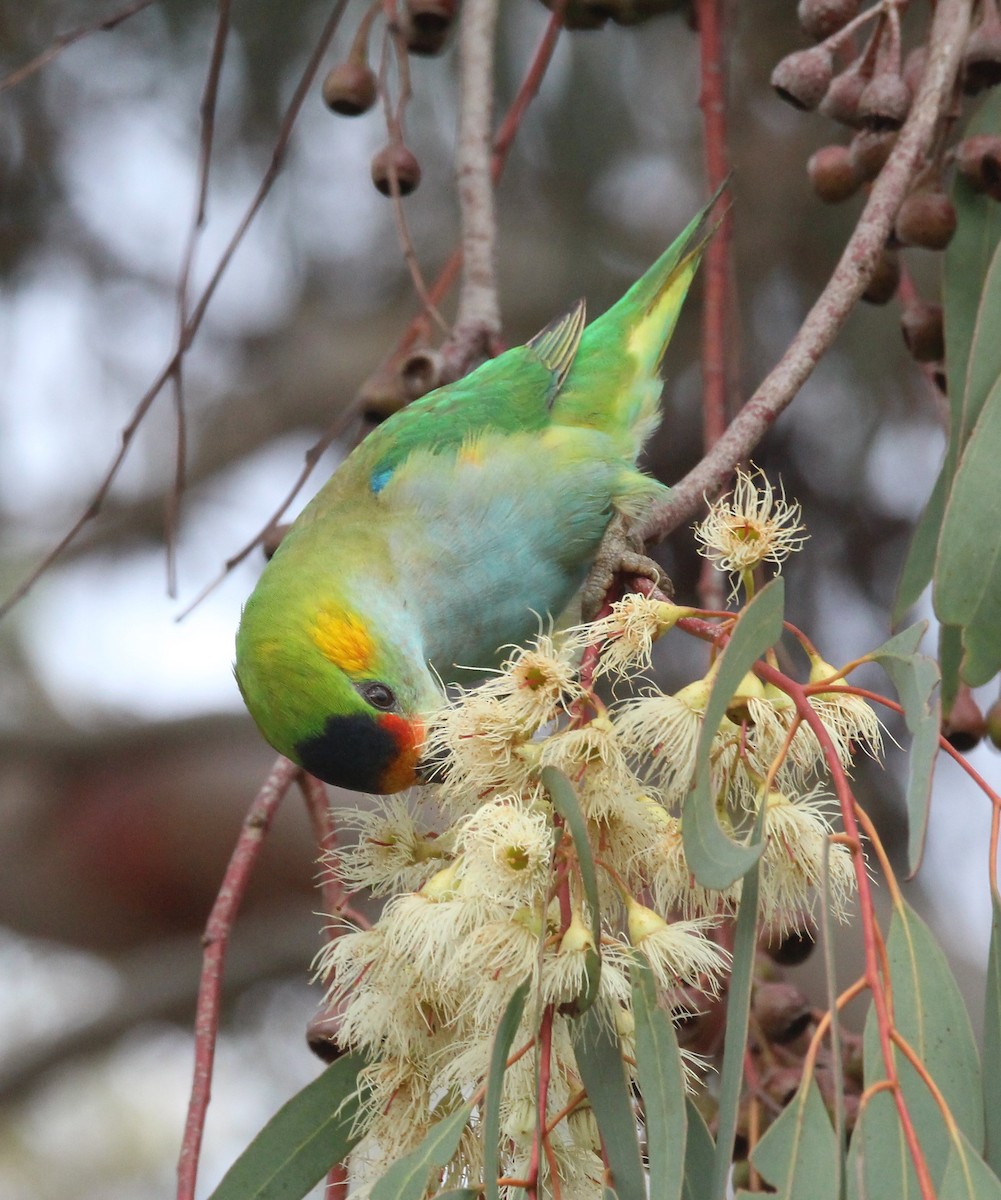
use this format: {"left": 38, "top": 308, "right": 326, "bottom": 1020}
{"left": 360, "top": 302, "right": 586, "bottom": 493}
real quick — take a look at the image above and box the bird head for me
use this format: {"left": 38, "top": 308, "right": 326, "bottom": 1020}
{"left": 235, "top": 580, "right": 440, "bottom": 794}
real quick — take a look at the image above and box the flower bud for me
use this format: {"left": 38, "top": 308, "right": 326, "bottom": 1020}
{"left": 857, "top": 72, "right": 911, "bottom": 131}
{"left": 894, "top": 189, "right": 957, "bottom": 250}
{"left": 849, "top": 129, "right": 896, "bottom": 181}
{"left": 371, "top": 143, "right": 422, "bottom": 196}
{"left": 771, "top": 46, "right": 835, "bottom": 110}
{"left": 819, "top": 67, "right": 867, "bottom": 126}
{"left": 808, "top": 144, "right": 862, "bottom": 202}
{"left": 322, "top": 60, "right": 378, "bottom": 116}
{"left": 626, "top": 897, "right": 669, "bottom": 945}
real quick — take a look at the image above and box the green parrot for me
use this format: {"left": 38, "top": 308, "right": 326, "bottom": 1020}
{"left": 235, "top": 202, "right": 712, "bottom": 794}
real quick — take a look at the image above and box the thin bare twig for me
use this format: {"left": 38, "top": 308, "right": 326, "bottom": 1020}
{"left": 176, "top": 755, "right": 299, "bottom": 1200}
{"left": 378, "top": 12, "right": 450, "bottom": 334}
{"left": 0, "top": 0, "right": 350, "bottom": 623}
{"left": 166, "top": 0, "right": 233, "bottom": 598}
{"left": 636, "top": 0, "right": 973, "bottom": 546}
{"left": 0, "top": 0, "right": 156, "bottom": 93}
{"left": 173, "top": 10, "right": 565, "bottom": 617}
{"left": 444, "top": 0, "right": 502, "bottom": 378}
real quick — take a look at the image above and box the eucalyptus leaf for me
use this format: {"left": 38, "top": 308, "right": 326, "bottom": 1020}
{"left": 483, "top": 980, "right": 529, "bottom": 1200}
{"left": 543, "top": 766, "right": 602, "bottom": 1015}
{"left": 984, "top": 892, "right": 1001, "bottom": 1176}
{"left": 868, "top": 623, "right": 941, "bottom": 875}
{"left": 860, "top": 899, "right": 984, "bottom": 1188}
{"left": 897, "top": 89, "right": 1001, "bottom": 621}
{"left": 631, "top": 951, "right": 687, "bottom": 1200}
{"left": 571, "top": 1005, "right": 645, "bottom": 1200}
{"left": 750, "top": 1076, "right": 839, "bottom": 1200}
{"left": 371, "top": 1103, "right": 473, "bottom": 1200}
{"left": 682, "top": 577, "right": 784, "bottom": 889}
{"left": 207, "top": 1053, "right": 366, "bottom": 1200}
{"left": 711, "top": 808, "right": 764, "bottom": 1200}
{"left": 682, "top": 1099, "right": 715, "bottom": 1200}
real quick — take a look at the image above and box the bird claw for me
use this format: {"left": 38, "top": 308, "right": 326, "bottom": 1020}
{"left": 581, "top": 513, "right": 672, "bottom": 622}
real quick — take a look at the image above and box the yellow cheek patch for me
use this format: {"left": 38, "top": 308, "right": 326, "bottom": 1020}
{"left": 310, "top": 609, "right": 374, "bottom": 674}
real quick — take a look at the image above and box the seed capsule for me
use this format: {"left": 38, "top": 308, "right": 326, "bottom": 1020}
{"left": 819, "top": 67, "right": 868, "bottom": 126}
{"left": 808, "top": 144, "right": 862, "bottom": 202}
{"left": 797, "top": 0, "right": 860, "bottom": 41}
{"left": 371, "top": 143, "right": 422, "bottom": 197}
{"left": 900, "top": 299, "right": 945, "bottom": 362}
{"left": 857, "top": 72, "right": 911, "bottom": 131}
{"left": 321, "top": 60, "right": 378, "bottom": 116}
{"left": 962, "top": 16, "right": 1001, "bottom": 94}
{"left": 955, "top": 134, "right": 1001, "bottom": 198}
{"left": 849, "top": 129, "right": 896, "bottom": 181}
{"left": 402, "top": 0, "right": 458, "bottom": 56}
{"left": 942, "top": 685, "right": 986, "bottom": 751}
{"left": 894, "top": 189, "right": 957, "bottom": 250}
{"left": 771, "top": 45, "right": 835, "bottom": 110}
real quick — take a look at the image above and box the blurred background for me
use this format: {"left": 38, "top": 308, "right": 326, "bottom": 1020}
{"left": 0, "top": 1, "right": 996, "bottom": 1196}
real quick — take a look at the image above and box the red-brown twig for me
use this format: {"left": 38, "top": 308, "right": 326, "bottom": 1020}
{"left": 696, "top": 0, "right": 733, "bottom": 612}
{"left": 0, "top": 0, "right": 350, "bottom": 623}
{"left": 443, "top": 0, "right": 502, "bottom": 379}
{"left": 0, "top": 0, "right": 156, "bottom": 93}
{"left": 176, "top": 755, "right": 299, "bottom": 1200}
{"left": 297, "top": 772, "right": 370, "bottom": 930}
{"left": 754, "top": 662, "right": 936, "bottom": 1200}
{"left": 635, "top": 0, "right": 972, "bottom": 547}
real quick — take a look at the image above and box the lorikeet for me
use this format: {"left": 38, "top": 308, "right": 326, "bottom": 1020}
{"left": 236, "top": 203, "right": 712, "bottom": 793}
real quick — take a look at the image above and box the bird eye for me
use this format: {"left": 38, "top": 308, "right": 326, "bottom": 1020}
{"left": 360, "top": 681, "right": 397, "bottom": 711}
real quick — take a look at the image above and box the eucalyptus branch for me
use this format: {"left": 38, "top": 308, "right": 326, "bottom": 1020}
{"left": 443, "top": 0, "right": 502, "bottom": 379}
{"left": 176, "top": 755, "right": 299, "bottom": 1200}
{"left": 0, "top": 0, "right": 350, "bottom": 622}
{"left": 636, "top": 0, "right": 974, "bottom": 546}
{"left": 0, "top": 0, "right": 156, "bottom": 93}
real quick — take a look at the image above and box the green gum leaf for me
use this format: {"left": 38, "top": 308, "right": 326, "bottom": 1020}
{"left": 750, "top": 1076, "right": 839, "bottom": 1200}
{"left": 483, "top": 980, "right": 529, "bottom": 1200}
{"left": 206, "top": 1052, "right": 367, "bottom": 1200}
{"left": 543, "top": 765, "right": 602, "bottom": 1016}
{"left": 859, "top": 899, "right": 983, "bottom": 1190}
{"left": 868, "top": 623, "right": 941, "bottom": 875}
{"left": 984, "top": 892, "right": 1001, "bottom": 1176}
{"left": 370, "top": 1102, "right": 473, "bottom": 1200}
{"left": 897, "top": 89, "right": 1001, "bottom": 625}
{"left": 571, "top": 1005, "right": 646, "bottom": 1200}
{"left": 710, "top": 807, "right": 765, "bottom": 1200}
{"left": 630, "top": 951, "right": 687, "bottom": 1200}
{"left": 682, "top": 577, "right": 785, "bottom": 890}
{"left": 682, "top": 1098, "right": 715, "bottom": 1200}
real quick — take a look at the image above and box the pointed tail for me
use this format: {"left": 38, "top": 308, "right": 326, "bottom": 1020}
{"left": 555, "top": 186, "right": 725, "bottom": 448}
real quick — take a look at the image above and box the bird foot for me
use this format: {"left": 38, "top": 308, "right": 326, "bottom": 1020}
{"left": 581, "top": 513, "right": 673, "bottom": 622}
